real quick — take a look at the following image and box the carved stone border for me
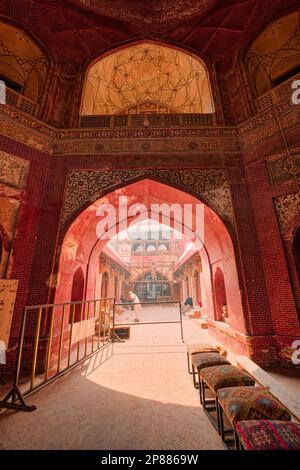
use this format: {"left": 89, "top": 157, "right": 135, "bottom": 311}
{"left": 0, "top": 150, "right": 29, "bottom": 189}
{"left": 0, "top": 94, "right": 299, "bottom": 155}
{"left": 61, "top": 168, "right": 235, "bottom": 229}
{"left": 266, "top": 145, "right": 300, "bottom": 185}
{"left": 274, "top": 190, "right": 300, "bottom": 235}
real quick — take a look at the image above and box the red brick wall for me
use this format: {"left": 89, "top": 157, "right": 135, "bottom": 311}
{"left": 0, "top": 137, "right": 49, "bottom": 343}
{"left": 227, "top": 164, "right": 274, "bottom": 337}
{"left": 1, "top": 135, "right": 300, "bottom": 369}
{"left": 245, "top": 161, "right": 300, "bottom": 333}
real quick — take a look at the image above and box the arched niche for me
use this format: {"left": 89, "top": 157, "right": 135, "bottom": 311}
{"left": 214, "top": 267, "right": 228, "bottom": 322}
{"left": 245, "top": 10, "right": 300, "bottom": 97}
{"left": 0, "top": 21, "right": 49, "bottom": 102}
{"left": 193, "top": 269, "right": 202, "bottom": 307}
{"left": 134, "top": 271, "right": 171, "bottom": 302}
{"left": 53, "top": 177, "right": 246, "bottom": 356}
{"left": 70, "top": 267, "right": 85, "bottom": 322}
{"left": 81, "top": 42, "right": 215, "bottom": 115}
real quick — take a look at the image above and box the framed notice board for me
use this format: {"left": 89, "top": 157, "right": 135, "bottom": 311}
{"left": 0, "top": 279, "right": 19, "bottom": 350}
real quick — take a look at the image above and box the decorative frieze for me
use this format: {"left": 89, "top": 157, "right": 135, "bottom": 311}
{"left": 61, "top": 168, "right": 235, "bottom": 229}
{"left": 266, "top": 146, "right": 300, "bottom": 185}
{"left": 275, "top": 191, "right": 300, "bottom": 234}
{"left": 0, "top": 78, "right": 299, "bottom": 155}
{"left": 0, "top": 151, "right": 29, "bottom": 189}
{"left": 80, "top": 113, "right": 215, "bottom": 128}
{"left": 0, "top": 107, "right": 53, "bottom": 153}
{"left": 54, "top": 137, "right": 239, "bottom": 155}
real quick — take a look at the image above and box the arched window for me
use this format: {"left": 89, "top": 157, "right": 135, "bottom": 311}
{"left": 245, "top": 11, "right": 300, "bottom": 97}
{"left": 133, "top": 243, "right": 144, "bottom": 252}
{"left": 70, "top": 267, "right": 85, "bottom": 323}
{"left": 158, "top": 243, "right": 168, "bottom": 251}
{"left": 146, "top": 244, "right": 156, "bottom": 252}
{"left": 214, "top": 268, "right": 228, "bottom": 322}
{"left": 81, "top": 42, "right": 214, "bottom": 115}
{"left": 134, "top": 272, "right": 171, "bottom": 301}
{"left": 0, "top": 21, "right": 49, "bottom": 103}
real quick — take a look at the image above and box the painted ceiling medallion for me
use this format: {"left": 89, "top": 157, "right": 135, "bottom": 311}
{"left": 70, "top": 0, "right": 218, "bottom": 33}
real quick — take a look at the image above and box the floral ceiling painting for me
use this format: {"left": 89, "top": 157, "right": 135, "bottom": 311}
{"left": 81, "top": 43, "right": 215, "bottom": 115}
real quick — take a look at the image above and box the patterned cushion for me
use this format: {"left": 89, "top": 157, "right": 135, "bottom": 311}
{"left": 191, "top": 352, "right": 229, "bottom": 371}
{"left": 187, "top": 343, "right": 219, "bottom": 355}
{"left": 236, "top": 420, "right": 300, "bottom": 450}
{"left": 200, "top": 365, "right": 255, "bottom": 392}
{"left": 217, "top": 387, "right": 291, "bottom": 426}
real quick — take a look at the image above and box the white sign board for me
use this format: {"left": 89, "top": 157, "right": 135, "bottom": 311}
{"left": 71, "top": 318, "right": 96, "bottom": 345}
{"left": 0, "top": 279, "right": 19, "bottom": 364}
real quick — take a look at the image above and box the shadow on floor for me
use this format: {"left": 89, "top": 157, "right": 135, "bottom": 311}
{"left": 0, "top": 343, "right": 224, "bottom": 451}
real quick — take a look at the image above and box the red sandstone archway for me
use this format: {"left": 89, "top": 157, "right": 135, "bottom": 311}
{"left": 133, "top": 271, "right": 171, "bottom": 302}
{"left": 71, "top": 267, "right": 85, "bottom": 322}
{"left": 214, "top": 268, "right": 227, "bottom": 322}
{"left": 55, "top": 179, "right": 245, "bottom": 351}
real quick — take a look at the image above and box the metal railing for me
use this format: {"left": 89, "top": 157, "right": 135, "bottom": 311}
{"left": 5, "top": 87, "right": 39, "bottom": 117}
{"left": 114, "top": 300, "right": 184, "bottom": 341}
{"left": 0, "top": 297, "right": 115, "bottom": 412}
{"left": 0, "top": 298, "right": 184, "bottom": 412}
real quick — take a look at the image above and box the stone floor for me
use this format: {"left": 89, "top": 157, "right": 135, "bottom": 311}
{"left": 0, "top": 306, "right": 224, "bottom": 450}
{"left": 265, "top": 367, "right": 300, "bottom": 399}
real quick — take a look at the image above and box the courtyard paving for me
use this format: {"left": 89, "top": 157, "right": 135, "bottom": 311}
{"left": 0, "top": 305, "right": 224, "bottom": 450}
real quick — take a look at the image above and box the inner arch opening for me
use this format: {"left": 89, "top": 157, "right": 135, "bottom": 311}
{"left": 55, "top": 178, "right": 245, "bottom": 346}
{"left": 81, "top": 42, "right": 215, "bottom": 115}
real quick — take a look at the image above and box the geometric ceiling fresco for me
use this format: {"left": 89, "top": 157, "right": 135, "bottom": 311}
{"left": 81, "top": 43, "right": 215, "bottom": 115}
{"left": 1, "top": 0, "right": 298, "bottom": 65}
{"left": 0, "top": 21, "right": 48, "bottom": 102}
{"left": 246, "top": 10, "right": 300, "bottom": 97}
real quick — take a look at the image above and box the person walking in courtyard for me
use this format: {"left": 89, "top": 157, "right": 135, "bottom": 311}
{"left": 129, "top": 290, "right": 142, "bottom": 322}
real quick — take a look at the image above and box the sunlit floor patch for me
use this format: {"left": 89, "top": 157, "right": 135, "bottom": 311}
{"left": 0, "top": 311, "right": 223, "bottom": 450}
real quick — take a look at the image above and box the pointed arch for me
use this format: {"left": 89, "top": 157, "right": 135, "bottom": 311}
{"left": 81, "top": 41, "right": 215, "bottom": 115}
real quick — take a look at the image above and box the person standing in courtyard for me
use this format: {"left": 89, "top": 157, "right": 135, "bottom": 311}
{"left": 129, "top": 290, "right": 142, "bottom": 322}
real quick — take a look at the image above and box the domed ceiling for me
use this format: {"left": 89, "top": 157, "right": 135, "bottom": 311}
{"left": 0, "top": 0, "right": 298, "bottom": 64}
{"left": 70, "top": 0, "right": 219, "bottom": 34}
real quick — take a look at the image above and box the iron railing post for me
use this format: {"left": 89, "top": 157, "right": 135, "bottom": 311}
{"left": 0, "top": 308, "right": 36, "bottom": 411}
{"left": 179, "top": 301, "right": 184, "bottom": 342}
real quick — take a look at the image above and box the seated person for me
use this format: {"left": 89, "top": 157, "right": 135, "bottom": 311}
{"left": 184, "top": 297, "right": 193, "bottom": 308}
